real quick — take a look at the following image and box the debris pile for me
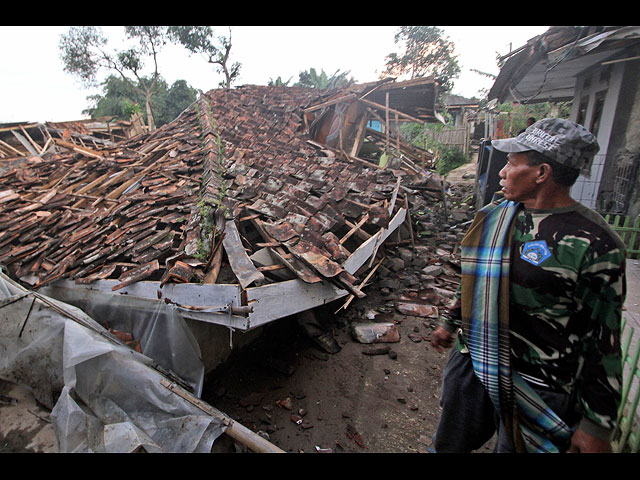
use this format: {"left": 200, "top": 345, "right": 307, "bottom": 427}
{"left": 292, "top": 171, "right": 476, "bottom": 355}
{"left": 0, "top": 79, "right": 444, "bottom": 324}
{"left": 202, "top": 174, "right": 478, "bottom": 453}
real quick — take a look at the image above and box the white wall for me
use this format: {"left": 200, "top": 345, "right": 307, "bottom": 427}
{"left": 570, "top": 62, "right": 625, "bottom": 209}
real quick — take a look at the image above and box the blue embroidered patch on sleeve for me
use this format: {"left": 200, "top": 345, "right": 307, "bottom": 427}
{"left": 520, "top": 240, "right": 551, "bottom": 266}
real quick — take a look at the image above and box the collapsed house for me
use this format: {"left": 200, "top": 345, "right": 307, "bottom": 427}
{"left": 0, "top": 117, "right": 138, "bottom": 156}
{"left": 0, "top": 78, "right": 443, "bottom": 375}
{"left": 0, "top": 117, "right": 141, "bottom": 175}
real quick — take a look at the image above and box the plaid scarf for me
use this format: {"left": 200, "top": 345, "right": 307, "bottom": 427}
{"left": 460, "top": 198, "right": 574, "bottom": 453}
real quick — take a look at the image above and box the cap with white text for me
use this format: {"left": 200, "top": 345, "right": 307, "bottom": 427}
{"left": 491, "top": 118, "right": 599, "bottom": 176}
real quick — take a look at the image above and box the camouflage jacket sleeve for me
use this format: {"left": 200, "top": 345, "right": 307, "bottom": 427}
{"left": 573, "top": 247, "right": 626, "bottom": 437}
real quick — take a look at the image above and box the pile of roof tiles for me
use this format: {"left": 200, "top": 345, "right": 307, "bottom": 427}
{"left": 0, "top": 85, "right": 409, "bottom": 295}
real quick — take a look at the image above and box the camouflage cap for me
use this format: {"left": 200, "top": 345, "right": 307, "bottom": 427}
{"left": 492, "top": 118, "right": 599, "bottom": 176}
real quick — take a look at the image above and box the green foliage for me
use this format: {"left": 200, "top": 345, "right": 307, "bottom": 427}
{"left": 162, "top": 80, "right": 199, "bottom": 124}
{"left": 60, "top": 26, "right": 217, "bottom": 130}
{"left": 59, "top": 26, "right": 175, "bottom": 131}
{"left": 492, "top": 101, "right": 572, "bottom": 136}
{"left": 434, "top": 144, "right": 468, "bottom": 176}
{"left": 295, "top": 68, "right": 355, "bottom": 90}
{"left": 59, "top": 26, "right": 109, "bottom": 85}
{"left": 122, "top": 100, "right": 141, "bottom": 117}
{"left": 268, "top": 76, "right": 293, "bottom": 86}
{"left": 85, "top": 74, "right": 198, "bottom": 127}
{"left": 195, "top": 199, "right": 214, "bottom": 261}
{"left": 59, "top": 26, "right": 169, "bottom": 88}
{"left": 400, "top": 121, "right": 469, "bottom": 176}
{"left": 124, "top": 26, "right": 169, "bottom": 56}
{"left": 384, "top": 26, "right": 461, "bottom": 93}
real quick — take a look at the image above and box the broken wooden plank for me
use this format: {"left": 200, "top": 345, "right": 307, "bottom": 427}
{"left": 340, "top": 213, "right": 369, "bottom": 244}
{"left": 52, "top": 137, "right": 104, "bottom": 158}
{"left": 385, "top": 92, "right": 390, "bottom": 152}
{"left": 342, "top": 206, "right": 407, "bottom": 275}
{"left": 0, "top": 189, "right": 19, "bottom": 204}
{"left": 19, "top": 125, "right": 43, "bottom": 154}
{"left": 360, "top": 92, "right": 425, "bottom": 125}
{"left": 252, "top": 218, "right": 322, "bottom": 284}
{"left": 257, "top": 264, "right": 286, "bottom": 272}
{"left": 286, "top": 240, "right": 343, "bottom": 278}
{"left": 106, "top": 159, "right": 160, "bottom": 200}
{"left": 349, "top": 110, "right": 369, "bottom": 158}
{"left": 203, "top": 233, "right": 225, "bottom": 284}
{"left": 11, "top": 130, "right": 38, "bottom": 156}
{"left": 302, "top": 93, "right": 357, "bottom": 113}
{"left": 368, "top": 178, "right": 401, "bottom": 268}
{"left": 0, "top": 138, "right": 26, "bottom": 157}
{"left": 336, "top": 255, "right": 385, "bottom": 313}
{"left": 160, "top": 378, "right": 285, "bottom": 453}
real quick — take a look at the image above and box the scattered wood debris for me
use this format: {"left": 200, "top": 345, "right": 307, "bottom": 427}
{"left": 0, "top": 78, "right": 465, "bottom": 339}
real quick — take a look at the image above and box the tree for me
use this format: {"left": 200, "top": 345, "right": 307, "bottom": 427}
{"left": 161, "top": 80, "right": 200, "bottom": 124}
{"left": 268, "top": 76, "right": 293, "bottom": 87}
{"left": 59, "top": 26, "right": 170, "bottom": 131}
{"left": 83, "top": 74, "right": 137, "bottom": 118}
{"left": 294, "top": 68, "right": 354, "bottom": 89}
{"left": 384, "top": 26, "right": 461, "bottom": 93}
{"left": 492, "top": 101, "right": 572, "bottom": 138}
{"left": 85, "top": 75, "right": 198, "bottom": 127}
{"left": 168, "top": 26, "right": 241, "bottom": 89}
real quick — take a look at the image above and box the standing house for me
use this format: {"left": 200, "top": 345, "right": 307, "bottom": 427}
{"left": 0, "top": 79, "right": 440, "bottom": 374}
{"left": 488, "top": 26, "right": 640, "bottom": 219}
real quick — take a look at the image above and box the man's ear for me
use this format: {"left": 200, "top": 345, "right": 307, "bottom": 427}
{"left": 536, "top": 163, "right": 551, "bottom": 183}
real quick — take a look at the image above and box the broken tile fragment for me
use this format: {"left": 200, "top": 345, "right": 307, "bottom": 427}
{"left": 351, "top": 322, "right": 400, "bottom": 344}
{"left": 395, "top": 302, "right": 439, "bottom": 318}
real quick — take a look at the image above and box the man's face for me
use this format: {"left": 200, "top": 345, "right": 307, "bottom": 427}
{"left": 498, "top": 152, "right": 541, "bottom": 204}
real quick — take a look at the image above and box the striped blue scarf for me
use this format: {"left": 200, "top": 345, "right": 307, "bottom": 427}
{"left": 460, "top": 199, "right": 575, "bottom": 453}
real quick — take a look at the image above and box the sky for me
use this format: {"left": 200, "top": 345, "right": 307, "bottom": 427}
{"left": 0, "top": 25, "right": 549, "bottom": 124}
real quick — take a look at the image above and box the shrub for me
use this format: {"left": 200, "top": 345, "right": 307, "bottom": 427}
{"left": 435, "top": 144, "right": 468, "bottom": 176}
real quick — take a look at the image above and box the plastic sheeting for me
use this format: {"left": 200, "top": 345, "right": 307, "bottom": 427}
{"left": 0, "top": 270, "right": 227, "bottom": 453}
{"left": 58, "top": 287, "right": 207, "bottom": 397}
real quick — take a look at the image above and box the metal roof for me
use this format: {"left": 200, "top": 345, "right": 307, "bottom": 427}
{"left": 489, "top": 26, "right": 640, "bottom": 104}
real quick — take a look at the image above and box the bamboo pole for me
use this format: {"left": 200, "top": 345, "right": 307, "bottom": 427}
{"left": 0, "top": 138, "right": 24, "bottom": 156}
{"left": 385, "top": 92, "right": 390, "bottom": 152}
{"left": 161, "top": 379, "right": 285, "bottom": 453}
{"left": 359, "top": 97, "right": 425, "bottom": 125}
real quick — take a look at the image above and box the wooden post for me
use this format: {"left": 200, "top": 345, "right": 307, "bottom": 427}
{"left": 385, "top": 92, "right": 390, "bottom": 153}
{"left": 395, "top": 111, "right": 400, "bottom": 154}
{"left": 404, "top": 194, "right": 415, "bottom": 251}
{"left": 161, "top": 379, "right": 285, "bottom": 453}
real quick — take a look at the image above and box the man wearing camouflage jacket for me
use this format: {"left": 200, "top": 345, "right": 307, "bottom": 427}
{"left": 430, "top": 118, "right": 626, "bottom": 453}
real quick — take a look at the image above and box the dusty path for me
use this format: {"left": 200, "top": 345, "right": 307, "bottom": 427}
{"left": 204, "top": 301, "right": 453, "bottom": 453}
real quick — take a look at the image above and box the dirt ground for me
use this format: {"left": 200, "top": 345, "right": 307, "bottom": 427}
{"left": 204, "top": 298, "right": 458, "bottom": 454}
{"left": 0, "top": 379, "right": 58, "bottom": 453}
{"left": 202, "top": 250, "right": 498, "bottom": 455}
